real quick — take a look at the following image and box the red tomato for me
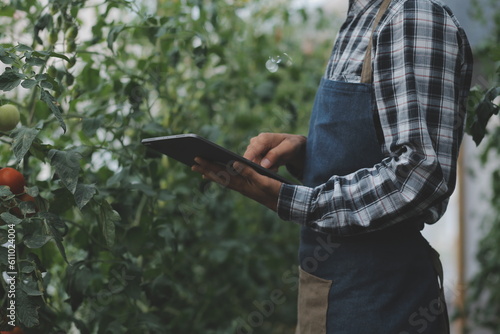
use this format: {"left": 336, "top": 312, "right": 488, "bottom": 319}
{"left": 0, "top": 326, "right": 23, "bottom": 334}
{"left": 18, "top": 193, "right": 35, "bottom": 202}
{"left": 0, "top": 167, "right": 25, "bottom": 195}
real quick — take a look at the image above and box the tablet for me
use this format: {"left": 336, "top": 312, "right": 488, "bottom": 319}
{"left": 141, "top": 134, "right": 293, "bottom": 184}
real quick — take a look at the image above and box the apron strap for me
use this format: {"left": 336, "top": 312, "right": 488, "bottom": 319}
{"left": 429, "top": 246, "right": 451, "bottom": 334}
{"left": 360, "top": 0, "right": 392, "bottom": 84}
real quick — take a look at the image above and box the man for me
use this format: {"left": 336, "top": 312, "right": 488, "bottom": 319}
{"left": 193, "top": 0, "right": 473, "bottom": 332}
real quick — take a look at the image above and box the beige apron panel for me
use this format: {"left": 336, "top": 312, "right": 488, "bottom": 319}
{"left": 295, "top": 267, "right": 333, "bottom": 334}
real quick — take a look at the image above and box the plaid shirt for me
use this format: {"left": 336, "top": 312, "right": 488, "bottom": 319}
{"left": 277, "top": 0, "right": 473, "bottom": 235}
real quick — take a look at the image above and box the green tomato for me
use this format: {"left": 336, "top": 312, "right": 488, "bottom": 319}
{"left": 66, "top": 26, "right": 78, "bottom": 40}
{"left": 65, "top": 73, "right": 75, "bottom": 86}
{"left": 49, "top": 29, "right": 59, "bottom": 45}
{"left": 66, "top": 40, "right": 77, "bottom": 53}
{"left": 0, "top": 104, "right": 20, "bottom": 132}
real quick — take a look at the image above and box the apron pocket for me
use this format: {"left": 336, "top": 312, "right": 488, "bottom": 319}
{"left": 295, "top": 266, "right": 333, "bottom": 334}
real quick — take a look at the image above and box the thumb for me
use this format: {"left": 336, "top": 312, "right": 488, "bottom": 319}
{"left": 259, "top": 147, "right": 287, "bottom": 170}
{"left": 261, "top": 157, "right": 273, "bottom": 169}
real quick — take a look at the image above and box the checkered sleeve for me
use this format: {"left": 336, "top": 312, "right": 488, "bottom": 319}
{"left": 277, "top": 1, "right": 473, "bottom": 235}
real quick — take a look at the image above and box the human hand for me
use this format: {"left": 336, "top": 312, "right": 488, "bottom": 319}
{"left": 243, "top": 133, "right": 307, "bottom": 175}
{"left": 191, "top": 157, "right": 282, "bottom": 211}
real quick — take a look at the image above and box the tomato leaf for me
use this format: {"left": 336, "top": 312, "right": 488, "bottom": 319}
{"left": 21, "top": 78, "right": 37, "bottom": 88}
{"left": 15, "top": 44, "right": 32, "bottom": 52}
{"left": 24, "top": 233, "right": 53, "bottom": 249}
{"left": 0, "top": 212, "right": 22, "bottom": 225}
{"left": 0, "top": 231, "right": 7, "bottom": 246}
{"left": 26, "top": 56, "right": 46, "bottom": 67}
{"left": 20, "top": 263, "right": 36, "bottom": 274}
{"left": 33, "top": 13, "right": 52, "bottom": 44}
{"left": 34, "top": 73, "right": 47, "bottom": 81}
{"left": 40, "top": 212, "right": 68, "bottom": 263}
{"left": 19, "top": 200, "right": 36, "bottom": 216}
{"left": 0, "top": 185, "right": 13, "bottom": 197}
{"left": 0, "top": 52, "right": 15, "bottom": 64}
{"left": 99, "top": 200, "right": 119, "bottom": 248}
{"left": 50, "top": 188, "right": 75, "bottom": 214}
{"left": 16, "top": 288, "right": 41, "bottom": 328}
{"left": 40, "top": 89, "right": 66, "bottom": 132}
{"left": 107, "top": 25, "right": 126, "bottom": 52}
{"left": 48, "top": 149, "right": 82, "bottom": 194}
{"left": 40, "top": 80, "right": 53, "bottom": 89}
{"left": 64, "top": 261, "right": 91, "bottom": 312}
{"left": 74, "top": 183, "right": 97, "bottom": 210}
{"left": 29, "top": 139, "right": 53, "bottom": 162}
{"left": 0, "top": 68, "right": 25, "bottom": 91}
{"left": 467, "top": 86, "right": 500, "bottom": 146}
{"left": 48, "top": 51, "right": 70, "bottom": 62}
{"left": 20, "top": 281, "right": 43, "bottom": 296}
{"left": 25, "top": 186, "right": 39, "bottom": 197}
{"left": 11, "top": 124, "right": 43, "bottom": 165}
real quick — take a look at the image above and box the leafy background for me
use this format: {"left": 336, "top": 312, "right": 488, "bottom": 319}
{"left": 1, "top": 0, "right": 499, "bottom": 333}
{"left": 463, "top": 0, "right": 500, "bottom": 332}
{"left": 0, "top": 0, "right": 335, "bottom": 333}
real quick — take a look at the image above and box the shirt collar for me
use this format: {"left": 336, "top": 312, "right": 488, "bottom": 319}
{"left": 348, "top": 0, "right": 380, "bottom": 16}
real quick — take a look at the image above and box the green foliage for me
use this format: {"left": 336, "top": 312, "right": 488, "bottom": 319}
{"left": 464, "top": 1, "right": 500, "bottom": 333}
{"left": 0, "top": 0, "right": 333, "bottom": 333}
{"left": 466, "top": 0, "right": 500, "bottom": 146}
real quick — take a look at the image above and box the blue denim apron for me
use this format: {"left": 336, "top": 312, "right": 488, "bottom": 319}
{"left": 295, "top": 1, "right": 449, "bottom": 333}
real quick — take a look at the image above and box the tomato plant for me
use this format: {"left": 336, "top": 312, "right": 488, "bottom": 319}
{"left": 0, "top": 0, "right": 334, "bottom": 333}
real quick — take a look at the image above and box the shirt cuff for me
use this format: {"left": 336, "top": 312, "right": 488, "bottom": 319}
{"left": 277, "top": 183, "right": 314, "bottom": 224}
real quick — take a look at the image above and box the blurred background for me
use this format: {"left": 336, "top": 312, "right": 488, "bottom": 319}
{"left": 0, "top": 0, "right": 498, "bottom": 333}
